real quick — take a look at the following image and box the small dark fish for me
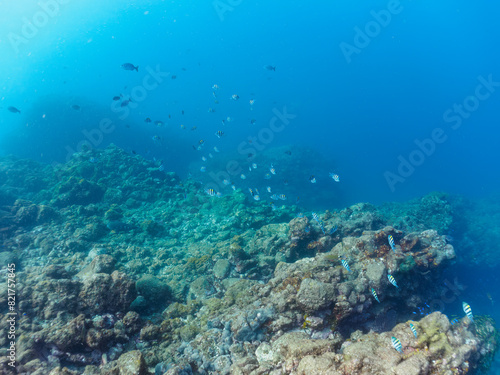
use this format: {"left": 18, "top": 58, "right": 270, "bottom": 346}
{"left": 121, "top": 99, "right": 132, "bottom": 107}
{"left": 122, "top": 63, "right": 138, "bottom": 72}
{"left": 263, "top": 65, "right": 276, "bottom": 71}
{"left": 171, "top": 75, "right": 177, "bottom": 79}
{"left": 132, "top": 150, "right": 137, "bottom": 154}
{"left": 182, "top": 67, "right": 187, "bottom": 71}
{"left": 7, "top": 106, "right": 20, "bottom": 114}
{"left": 71, "top": 104, "right": 81, "bottom": 111}
{"left": 329, "top": 226, "right": 338, "bottom": 235}
{"left": 285, "top": 150, "right": 292, "bottom": 155}
{"left": 112, "top": 96, "right": 121, "bottom": 101}
{"left": 215, "top": 130, "right": 224, "bottom": 138}
{"left": 250, "top": 119, "right": 256, "bottom": 124}
{"left": 145, "top": 117, "right": 152, "bottom": 123}
{"left": 107, "top": 221, "right": 134, "bottom": 232}
{"left": 181, "top": 110, "right": 184, "bottom": 115}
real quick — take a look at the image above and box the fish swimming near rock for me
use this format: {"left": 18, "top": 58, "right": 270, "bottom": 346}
{"left": 410, "top": 323, "right": 418, "bottom": 338}
{"left": 311, "top": 212, "right": 325, "bottom": 234}
{"left": 341, "top": 259, "right": 351, "bottom": 272}
{"left": 391, "top": 336, "right": 403, "bottom": 353}
{"left": 371, "top": 288, "right": 380, "bottom": 303}
{"left": 388, "top": 235, "right": 396, "bottom": 252}
{"left": 7, "top": 106, "right": 21, "bottom": 114}
{"left": 388, "top": 274, "right": 399, "bottom": 288}
{"left": 122, "top": 63, "right": 138, "bottom": 71}
{"left": 462, "top": 302, "right": 474, "bottom": 322}
{"left": 107, "top": 221, "right": 134, "bottom": 233}
{"left": 206, "top": 188, "right": 222, "bottom": 197}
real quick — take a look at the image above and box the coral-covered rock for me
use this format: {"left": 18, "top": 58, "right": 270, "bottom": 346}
{"left": 296, "top": 278, "right": 335, "bottom": 312}
{"left": 213, "top": 259, "right": 231, "bottom": 279}
{"left": 30, "top": 279, "right": 81, "bottom": 319}
{"left": 15, "top": 202, "right": 38, "bottom": 225}
{"left": 53, "top": 177, "right": 105, "bottom": 207}
{"left": 122, "top": 311, "right": 142, "bottom": 334}
{"left": 116, "top": 350, "right": 148, "bottom": 375}
{"left": 78, "top": 271, "right": 136, "bottom": 314}
{"left": 41, "top": 314, "right": 87, "bottom": 351}
{"left": 136, "top": 274, "right": 172, "bottom": 305}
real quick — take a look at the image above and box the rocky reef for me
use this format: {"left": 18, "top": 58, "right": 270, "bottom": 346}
{"left": 0, "top": 146, "right": 497, "bottom": 375}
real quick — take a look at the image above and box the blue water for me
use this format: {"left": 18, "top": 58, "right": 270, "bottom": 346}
{"left": 1, "top": 0, "right": 500, "bottom": 372}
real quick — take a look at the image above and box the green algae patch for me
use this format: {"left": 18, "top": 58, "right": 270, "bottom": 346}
{"left": 179, "top": 323, "right": 201, "bottom": 342}
{"left": 185, "top": 254, "right": 212, "bottom": 272}
{"left": 399, "top": 255, "right": 417, "bottom": 273}
{"left": 163, "top": 301, "right": 202, "bottom": 319}
{"left": 427, "top": 332, "right": 452, "bottom": 356}
{"left": 203, "top": 297, "right": 224, "bottom": 314}
{"left": 136, "top": 275, "right": 172, "bottom": 305}
{"left": 223, "top": 279, "right": 258, "bottom": 307}
{"left": 140, "top": 219, "right": 163, "bottom": 236}
{"left": 104, "top": 204, "right": 123, "bottom": 221}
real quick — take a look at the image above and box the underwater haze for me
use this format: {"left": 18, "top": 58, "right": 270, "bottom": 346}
{"left": 1, "top": 0, "right": 500, "bottom": 374}
{"left": 2, "top": 0, "right": 500, "bottom": 205}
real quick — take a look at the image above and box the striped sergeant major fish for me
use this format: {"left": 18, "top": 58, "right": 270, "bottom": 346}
{"left": 388, "top": 235, "right": 396, "bottom": 252}
{"left": 462, "top": 302, "right": 474, "bottom": 322}
{"left": 371, "top": 288, "right": 380, "bottom": 303}
{"left": 341, "top": 259, "right": 350, "bottom": 272}
{"left": 388, "top": 274, "right": 399, "bottom": 288}
{"left": 311, "top": 212, "right": 325, "bottom": 234}
{"left": 391, "top": 336, "right": 403, "bottom": 353}
{"left": 410, "top": 323, "right": 418, "bottom": 338}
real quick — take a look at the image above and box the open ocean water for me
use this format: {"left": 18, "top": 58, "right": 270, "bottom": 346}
{"left": 1, "top": 1, "right": 499, "bottom": 374}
